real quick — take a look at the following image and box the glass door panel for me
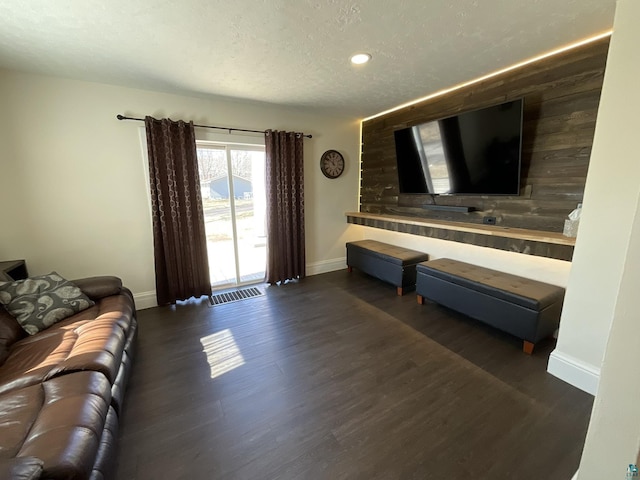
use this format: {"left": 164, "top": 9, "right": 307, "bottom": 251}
{"left": 197, "top": 144, "right": 266, "bottom": 289}
{"left": 230, "top": 149, "right": 267, "bottom": 284}
{"left": 197, "top": 146, "right": 236, "bottom": 287}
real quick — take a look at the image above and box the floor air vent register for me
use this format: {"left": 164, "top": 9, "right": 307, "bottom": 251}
{"left": 209, "top": 287, "right": 263, "bottom": 306}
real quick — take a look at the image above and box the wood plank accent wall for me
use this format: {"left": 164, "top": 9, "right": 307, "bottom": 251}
{"left": 360, "top": 37, "right": 609, "bottom": 237}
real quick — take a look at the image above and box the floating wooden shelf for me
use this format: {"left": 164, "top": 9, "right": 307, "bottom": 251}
{"left": 346, "top": 212, "right": 575, "bottom": 246}
{"left": 346, "top": 212, "right": 576, "bottom": 261}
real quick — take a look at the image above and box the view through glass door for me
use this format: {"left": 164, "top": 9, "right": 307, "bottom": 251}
{"left": 196, "top": 143, "right": 266, "bottom": 289}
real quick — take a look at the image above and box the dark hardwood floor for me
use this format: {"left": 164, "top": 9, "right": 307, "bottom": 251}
{"left": 115, "top": 269, "right": 593, "bottom": 480}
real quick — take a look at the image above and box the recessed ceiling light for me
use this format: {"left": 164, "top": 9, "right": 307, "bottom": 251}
{"left": 350, "top": 53, "right": 371, "bottom": 65}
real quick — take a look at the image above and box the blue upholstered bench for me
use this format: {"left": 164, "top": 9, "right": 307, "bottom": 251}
{"left": 346, "top": 240, "right": 429, "bottom": 295}
{"left": 416, "top": 259, "right": 564, "bottom": 354}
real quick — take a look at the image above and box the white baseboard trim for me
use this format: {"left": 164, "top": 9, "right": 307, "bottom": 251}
{"left": 132, "top": 260, "right": 346, "bottom": 308}
{"left": 548, "top": 349, "right": 600, "bottom": 396}
{"left": 306, "top": 257, "right": 346, "bottom": 276}
{"left": 133, "top": 291, "right": 157, "bottom": 310}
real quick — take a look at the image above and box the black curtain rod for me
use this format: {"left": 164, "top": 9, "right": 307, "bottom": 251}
{"left": 116, "top": 114, "right": 312, "bottom": 138}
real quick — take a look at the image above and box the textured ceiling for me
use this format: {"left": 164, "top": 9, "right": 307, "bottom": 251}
{"left": 0, "top": 0, "right": 616, "bottom": 118}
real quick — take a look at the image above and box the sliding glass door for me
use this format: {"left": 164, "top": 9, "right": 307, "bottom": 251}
{"left": 196, "top": 143, "right": 266, "bottom": 289}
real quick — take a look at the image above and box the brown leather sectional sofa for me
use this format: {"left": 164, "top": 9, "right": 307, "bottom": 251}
{"left": 0, "top": 276, "right": 137, "bottom": 480}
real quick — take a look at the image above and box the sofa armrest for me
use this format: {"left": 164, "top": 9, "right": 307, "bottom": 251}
{"left": 0, "top": 457, "right": 43, "bottom": 480}
{"left": 71, "top": 276, "right": 123, "bottom": 301}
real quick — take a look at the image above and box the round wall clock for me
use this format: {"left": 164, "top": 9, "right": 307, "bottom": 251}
{"left": 320, "top": 150, "right": 345, "bottom": 179}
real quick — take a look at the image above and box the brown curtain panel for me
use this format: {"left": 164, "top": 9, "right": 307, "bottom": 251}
{"left": 265, "top": 130, "right": 305, "bottom": 284}
{"left": 145, "top": 116, "right": 211, "bottom": 304}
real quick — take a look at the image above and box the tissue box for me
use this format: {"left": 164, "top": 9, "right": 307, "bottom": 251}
{"left": 563, "top": 219, "right": 580, "bottom": 237}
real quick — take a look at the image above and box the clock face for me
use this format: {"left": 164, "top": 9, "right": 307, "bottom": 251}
{"left": 320, "top": 150, "right": 345, "bottom": 179}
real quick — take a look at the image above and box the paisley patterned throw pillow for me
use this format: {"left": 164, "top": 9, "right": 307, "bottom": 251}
{"left": 0, "top": 272, "right": 95, "bottom": 335}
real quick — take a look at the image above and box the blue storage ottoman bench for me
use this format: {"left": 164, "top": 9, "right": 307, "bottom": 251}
{"left": 416, "top": 258, "right": 564, "bottom": 354}
{"left": 346, "top": 240, "right": 429, "bottom": 295}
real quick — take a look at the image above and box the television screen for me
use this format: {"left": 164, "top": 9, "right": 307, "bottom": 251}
{"left": 394, "top": 99, "right": 523, "bottom": 195}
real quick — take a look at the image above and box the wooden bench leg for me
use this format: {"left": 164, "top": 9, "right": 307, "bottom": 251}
{"left": 397, "top": 287, "right": 403, "bottom": 296}
{"left": 347, "top": 266, "right": 353, "bottom": 273}
{"left": 523, "top": 341, "right": 535, "bottom": 355}
{"left": 417, "top": 295, "right": 424, "bottom": 305}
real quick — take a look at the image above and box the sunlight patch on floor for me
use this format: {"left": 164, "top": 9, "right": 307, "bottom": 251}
{"left": 200, "top": 329, "right": 245, "bottom": 379}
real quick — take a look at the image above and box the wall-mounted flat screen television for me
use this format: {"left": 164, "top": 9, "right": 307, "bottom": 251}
{"left": 394, "top": 99, "right": 523, "bottom": 195}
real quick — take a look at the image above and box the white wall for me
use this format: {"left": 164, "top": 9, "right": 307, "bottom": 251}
{"left": 547, "top": 0, "right": 640, "bottom": 396}
{"left": 0, "top": 98, "right": 28, "bottom": 257}
{"left": 571, "top": 0, "right": 640, "bottom": 476}
{"left": 578, "top": 194, "right": 640, "bottom": 478}
{"left": 0, "top": 70, "right": 361, "bottom": 304}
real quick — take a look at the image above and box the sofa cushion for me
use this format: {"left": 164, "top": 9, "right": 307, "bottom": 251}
{"left": 0, "top": 457, "right": 43, "bottom": 480}
{"left": 0, "top": 371, "right": 111, "bottom": 480}
{"left": 72, "top": 276, "right": 123, "bottom": 301}
{"left": 49, "top": 291, "right": 135, "bottom": 335}
{"left": 0, "top": 318, "right": 125, "bottom": 395}
{"left": 0, "top": 309, "right": 26, "bottom": 366}
{"left": 0, "top": 273, "right": 94, "bottom": 335}
{"left": 0, "top": 293, "right": 135, "bottom": 396}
